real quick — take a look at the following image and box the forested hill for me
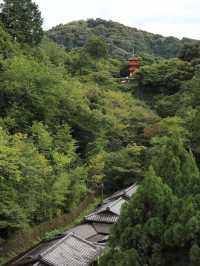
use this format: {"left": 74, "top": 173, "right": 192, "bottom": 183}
{"left": 47, "top": 18, "right": 195, "bottom": 59}
{"left": 2, "top": 0, "right": 200, "bottom": 265}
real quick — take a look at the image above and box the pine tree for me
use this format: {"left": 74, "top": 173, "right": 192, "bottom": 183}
{"left": 0, "top": 0, "right": 43, "bottom": 45}
{"left": 150, "top": 137, "right": 200, "bottom": 197}
{"left": 100, "top": 167, "right": 176, "bottom": 266}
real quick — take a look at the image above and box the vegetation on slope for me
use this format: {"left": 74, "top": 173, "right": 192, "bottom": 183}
{"left": 0, "top": 0, "right": 156, "bottom": 245}
{"left": 1, "top": 1, "right": 200, "bottom": 265}
{"left": 47, "top": 18, "right": 196, "bottom": 59}
{"left": 100, "top": 42, "right": 200, "bottom": 266}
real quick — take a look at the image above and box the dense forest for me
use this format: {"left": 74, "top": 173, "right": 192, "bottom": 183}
{"left": 1, "top": 0, "right": 200, "bottom": 265}
{"left": 47, "top": 18, "right": 195, "bottom": 59}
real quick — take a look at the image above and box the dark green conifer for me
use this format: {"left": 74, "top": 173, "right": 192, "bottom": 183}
{"left": 150, "top": 137, "right": 200, "bottom": 196}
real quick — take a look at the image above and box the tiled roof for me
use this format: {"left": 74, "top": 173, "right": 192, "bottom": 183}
{"left": 87, "top": 234, "right": 106, "bottom": 243}
{"left": 125, "top": 184, "right": 138, "bottom": 198}
{"left": 96, "top": 197, "right": 126, "bottom": 216}
{"left": 98, "top": 235, "right": 109, "bottom": 244}
{"left": 84, "top": 197, "right": 126, "bottom": 224}
{"left": 39, "top": 233, "right": 103, "bottom": 266}
{"left": 67, "top": 224, "right": 97, "bottom": 240}
{"left": 10, "top": 238, "right": 61, "bottom": 266}
{"left": 8, "top": 183, "right": 137, "bottom": 266}
{"left": 85, "top": 212, "right": 118, "bottom": 224}
{"left": 103, "top": 184, "right": 138, "bottom": 203}
{"left": 92, "top": 223, "right": 111, "bottom": 235}
{"left": 10, "top": 232, "right": 102, "bottom": 266}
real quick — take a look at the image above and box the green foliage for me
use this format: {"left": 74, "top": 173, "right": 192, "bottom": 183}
{"left": 39, "top": 37, "right": 67, "bottom": 66}
{"left": 0, "top": 128, "right": 51, "bottom": 233}
{"left": 179, "top": 42, "right": 200, "bottom": 62}
{"left": 149, "top": 136, "right": 200, "bottom": 197}
{"left": 0, "top": 24, "right": 18, "bottom": 59}
{"left": 0, "top": 54, "right": 66, "bottom": 129}
{"left": 191, "top": 109, "right": 200, "bottom": 154}
{"left": 31, "top": 122, "right": 53, "bottom": 154}
{"left": 48, "top": 19, "right": 194, "bottom": 59}
{"left": 144, "top": 116, "right": 190, "bottom": 143}
{"left": 0, "top": 121, "right": 87, "bottom": 235}
{"left": 100, "top": 248, "right": 141, "bottom": 266}
{"left": 0, "top": 0, "right": 43, "bottom": 45}
{"left": 1, "top": 12, "right": 200, "bottom": 266}
{"left": 103, "top": 145, "right": 145, "bottom": 192}
{"left": 43, "top": 229, "right": 63, "bottom": 241}
{"left": 134, "top": 59, "right": 194, "bottom": 95}
{"left": 100, "top": 167, "right": 177, "bottom": 266}
{"left": 84, "top": 35, "right": 108, "bottom": 59}
{"left": 100, "top": 164, "right": 200, "bottom": 266}
{"left": 190, "top": 244, "right": 200, "bottom": 266}
{"left": 0, "top": 24, "right": 159, "bottom": 240}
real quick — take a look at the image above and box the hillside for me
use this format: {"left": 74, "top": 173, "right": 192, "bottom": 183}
{"left": 47, "top": 18, "right": 195, "bottom": 59}
{"left": 2, "top": 1, "right": 200, "bottom": 265}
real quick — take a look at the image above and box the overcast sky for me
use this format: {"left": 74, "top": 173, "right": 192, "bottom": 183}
{"left": 34, "top": 0, "right": 200, "bottom": 39}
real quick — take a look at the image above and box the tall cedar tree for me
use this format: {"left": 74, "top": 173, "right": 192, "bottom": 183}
{"left": 150, "top": 137, "right": 200, "bottom": 197}
{"left": 100, "top": 167, "right": 177, "bottom": 266}
{"left": 100, "top": 166, "right": 200, "bottom": 266}
{"left": 0, "top": 0, "right": 43, "bottom": 45}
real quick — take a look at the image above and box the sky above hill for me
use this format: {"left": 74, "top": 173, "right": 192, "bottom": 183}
{"left": 34, "top": 0, "right": 200, "bottom": 39}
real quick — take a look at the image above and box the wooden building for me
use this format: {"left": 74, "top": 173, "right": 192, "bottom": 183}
{"left": 7, "top": 184, "right": 138, "bottom": 266}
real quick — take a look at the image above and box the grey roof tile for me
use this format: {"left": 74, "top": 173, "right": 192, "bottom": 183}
{"left": 40, "top": 233, "right": 103, "bottom": 266}
{"left": 66, "top": 224, "right": 97, "bottom": 240}
{"left": 86, "top": 234, "right": 106, "bottom": 243}
{"left": 100, "top": 235, "right": 109, "bottom": 243}
{"left": 85, "top": 212, "right": 118, "bottom": 224}
{"left": 8, "top": 184, "right": 137, "bottom": 266}
{"left": 103, "top": 183, "right": 138, "bottom": 203}
{"left": 96, "top": 197, "right": 126, "bottom": 216}
{"left": 125, "top": 184, "right": 138, "bottom": 198}
{"left": 92, "top": 223, "right": 112, "bottom": 235}
{"left": 10, "top": 239, "right": 60, "bottom": 266}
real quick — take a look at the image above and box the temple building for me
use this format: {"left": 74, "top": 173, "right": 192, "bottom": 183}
{"left": 127, "top": 47, "right": 141, "bottom": 76}
{"left": 7, "top": 184, "right": 138, "bottom": 266}
{"left": 128, "top": 56, "right": 140, "bottom": 76}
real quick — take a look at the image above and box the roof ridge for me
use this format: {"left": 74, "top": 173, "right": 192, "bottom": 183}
{"left": 86, "top": 197, "right": 124, "bottom": 216}
{"left": 72, "top": 233, "right": 102, "bottom": 249}
{"left": 125, "top": 183, "right": 137, "bottom": 193}
{"left": 106, "top": 196, "right": 124, "bottom": 210}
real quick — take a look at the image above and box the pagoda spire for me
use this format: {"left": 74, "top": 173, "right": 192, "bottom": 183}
{"left": 132, "top": 47, "right": 135, "bottom": 58}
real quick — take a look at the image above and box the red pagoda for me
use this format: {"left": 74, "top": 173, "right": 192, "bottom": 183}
{"left": 128, "top": 56, "right": 140, "bottom": 76}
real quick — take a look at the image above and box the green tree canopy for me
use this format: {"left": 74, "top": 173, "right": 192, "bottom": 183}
{"left": 0, "top": 0, "right": 43, "bottom": 45}
{"left": 84, "top": 35, "right": 108, "bottom": 59}
{"left": 179, "top": 42, "right": 200, "bottom": 62}
{"left": 134, "top": 59, "right": 194, "bottom": 95}
{"left": 100, "top": 166, "right": 200, "bottom": 266}
{"left": 100, "top": 167, "right": 177, "bottom": 266}
{"left": 149, "top": 136, "right": 200, "bottom": 197}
